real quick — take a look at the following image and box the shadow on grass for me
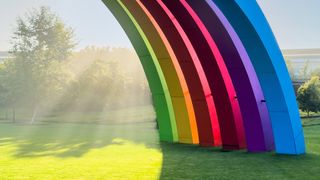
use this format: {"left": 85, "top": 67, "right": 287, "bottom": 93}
{"left": 0, "top": 122, "right": 160, "bottom": 158}
{"left": 0, "top": 122, "right": 319, "bottom": 179}
{"left": 159, "top": 126, "right": 320, "bottom": 179}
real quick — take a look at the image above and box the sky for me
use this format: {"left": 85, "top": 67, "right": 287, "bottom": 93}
{"left": 0, "top": 0, "right": 319, "bottom": 51}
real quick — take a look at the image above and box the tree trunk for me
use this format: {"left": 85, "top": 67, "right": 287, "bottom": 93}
{"left": 5, "top": 109, "right": 8, "bottom": 121}
{"left": 12, "top": 107, "right": 16, "bottom": 123}
{"left": 307, "top": 110, "right": 310, "bottom": 118}
{"left": 30, "top": 106, "right": 39, "bottom": 124}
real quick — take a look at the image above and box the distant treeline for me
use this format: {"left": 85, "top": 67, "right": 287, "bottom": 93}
{"left": 0, "top": 6, "right": 319, "bottom": 123}
{"left": 0, "top": 47, "right": 152, "bottom": 113}
{"left": 58, "top": 47, "right": 152, "bottom": 112}
{"left": 0, "top": 7, "right": 152, "bottom": 123}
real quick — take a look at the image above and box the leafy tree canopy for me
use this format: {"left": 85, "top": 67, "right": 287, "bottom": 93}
{"left": 297, "top": 76, "right": 320, "bottom": 117}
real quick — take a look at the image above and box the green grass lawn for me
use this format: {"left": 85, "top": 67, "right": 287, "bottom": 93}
{"left": 0, "top": 117, "right": 319, "bottom": 179}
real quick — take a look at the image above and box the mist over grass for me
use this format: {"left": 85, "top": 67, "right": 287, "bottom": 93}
{"left": 0, "top": 46, "right": 154, "bottom": 124}
{"left": 0, "top": 7, "right": 153, "bottom": 125}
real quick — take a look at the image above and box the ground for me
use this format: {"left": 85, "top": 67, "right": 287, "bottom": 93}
{"left": 0, "top": 109, "right": 319, "bottom": 180}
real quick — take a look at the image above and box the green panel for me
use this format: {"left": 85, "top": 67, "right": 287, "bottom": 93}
{"left": 153, "top": 94, "right": 178, "bottom": 141}
{"left": 139, "top": 56, "right": 168, "bottom": 95}
{"left": 102, "top": 0, "right": 178, "bottom": 142}
{"left": 121, "top": 0, "right": 196, "bottom": 144}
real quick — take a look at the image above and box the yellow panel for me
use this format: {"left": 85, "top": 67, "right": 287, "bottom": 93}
{"left": 122, "top": 0, "right": 198, "bottom": 144}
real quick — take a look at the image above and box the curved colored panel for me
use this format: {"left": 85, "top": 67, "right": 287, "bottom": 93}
{"left": 102, "top": 0, "right": 178, "bottom": 142}
{"left": 213, "top": 0, "right": 305, "bottom": 154}
{"left": 187, "top": 0, "right": 274, "bottom": 152}
{"left": 140, "top": 0, "right": 221, "bottom": 146}
{"left": 121, "top": 0, "right": 199, "bottom": 144}
{"left": 163, "top": 0, "right": 246, "bottom": 150}
{"left": 102, "top": 0, "right": 305, "bottom": 155}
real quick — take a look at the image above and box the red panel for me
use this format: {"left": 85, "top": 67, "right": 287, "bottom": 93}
{"left": 163, "top": 0, "right": 246, "bottom": 149}
{"left": 140, "top": 0, "right": 221, "bottom": 146}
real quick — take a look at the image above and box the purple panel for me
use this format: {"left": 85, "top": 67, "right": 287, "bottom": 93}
{"left": 163, "top": 0, "right": 246, "bottom": 150}
{"left": 187, "top": 0, "right": 274, "bottom": 151}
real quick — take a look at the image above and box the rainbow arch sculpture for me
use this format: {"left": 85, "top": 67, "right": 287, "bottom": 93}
{"left": 102, "top": 0, "right": 306, "bottom": 155}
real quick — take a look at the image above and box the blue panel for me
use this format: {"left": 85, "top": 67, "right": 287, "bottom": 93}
{"left": 213, "top": 0, "right": 305, "bottom": 154}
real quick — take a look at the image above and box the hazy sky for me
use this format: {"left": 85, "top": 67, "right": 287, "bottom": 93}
{"left": 0, "top": 0, "right": 319, "bottom": 51}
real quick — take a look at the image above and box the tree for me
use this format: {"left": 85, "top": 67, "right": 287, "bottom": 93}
{"left": 311, "top": 67, "right": 320, "bottom": 77}
{"left": 5, "top": 7, "right": 75, "bottom": 123}
{"left": 297, "top": 76, "right": 320, "bottom": 117}
{"left": 53, "top": 47, "right": 151, "bottom": 113}
{"left": 298, "top": 60, "right": 310, "bottom": 80}
{"left": 62, "top": 47, "right": 127, "bottom": 112}
{"left": 0, "top": 63, "right": 11, "bottom": 121}
{"left": 285, "top": 59, "right": 296, "bottom": 81}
